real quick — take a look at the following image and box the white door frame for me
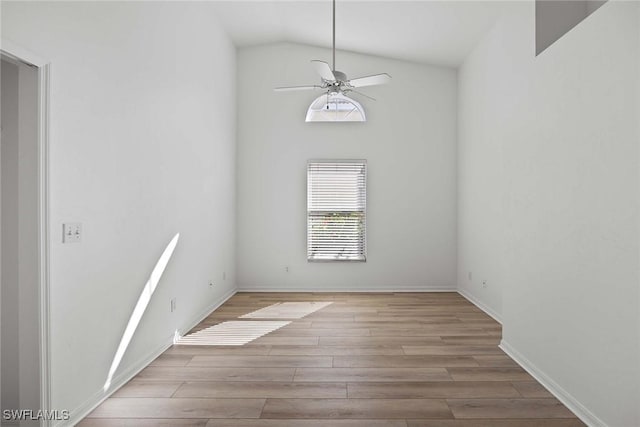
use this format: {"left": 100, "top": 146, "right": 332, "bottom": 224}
{"left": 1, "top": 39, "right": 51, "bottom": 424}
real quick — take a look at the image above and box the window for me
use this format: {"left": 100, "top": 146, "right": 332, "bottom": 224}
{"left": 307, "top": 160, "right": 367, "bottom": 261}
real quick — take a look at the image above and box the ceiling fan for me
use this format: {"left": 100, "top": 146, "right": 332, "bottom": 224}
{"left": 274, "top": 0, "right": 391, "bottom": 101}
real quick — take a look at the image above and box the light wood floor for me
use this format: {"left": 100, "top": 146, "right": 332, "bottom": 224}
{"left": 81, "top": 292, "right": 585, "bottom": 427}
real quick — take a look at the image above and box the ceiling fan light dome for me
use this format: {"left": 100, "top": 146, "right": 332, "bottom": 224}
{"left": 305, "top": 92, "right": 366, "bottom": 122}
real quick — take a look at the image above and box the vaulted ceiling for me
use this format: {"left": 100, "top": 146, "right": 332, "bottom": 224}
{"left": 210, "top": 1, "right": 508, "bottom": 67}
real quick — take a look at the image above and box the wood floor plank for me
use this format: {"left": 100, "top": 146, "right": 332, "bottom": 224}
{"left": 447, "top": 368, "right": 534, "bottom": 382}
{"left": 456, "top": 314, "right": 496, "bottom": 320}
{"left": 313, "top": 321, "right": 460, "bottom": 328}
{"left": 174, "top": 382, "right": 347, "bottom": 398}
{"left": 86, "top": 398, "right": 265, "bottom": 419}
{"left": 447, "top": 399, "right": 576, "bottom": 419}
{"left": 294, "top": 368, "right": 452, "bottom": 382}
{"left": 269, "top": 346, "right": 404, "bottom": 356}
{"left": 165, "top": 346, "right": 272, "bottom": 356}
{"left": 196, "top": 321, "right": 313, "bottom": 330}
{"left": 388, "top": 310, "right": 476, "bottom": 316}
{"left": 206, "top": 419, "right": 408, "bottom": 427}
{"left": 333, "top": 355, "right": 479, "bottom": 368}
{"left": 403, "top": 346, "right": 504, "bottom": 356}
{"left": 188, "top": 355, "right": 333, "bottom": 368}
{"left": 253, "top": 336, "right": 319, "bottom": 345}
{"left": 377, "top": 307, "right": 481, "bottom": 313}
{"left": 137, "top": 366, "right": 296, "bottom": 382}
{"left": 347, "top": 381, "right": 521, "bottom": 399}
{"left": 320, "top": 336, "right": 443, "bottom": 346}
{"left": 78, "top": 419, "right": 208, "bottom": 427}
{"left": 149, "top": 354, "right": 193, "bottom": 366}
{"left": 369, "top": 328, "right": 491, "bottom": 337}
{"left": 473, "top": 356, "right": 519, "bottom": 367}
{"left": 406, "top": 420, "right": 585, "bottom": 427}
{"left": 261, "top": 398, "right": 453, "bottom": 419}
{"left": 276, "top": 321, "right": 314, "bottom": 328}
{"left": 269, "top": 328, "right": 371, "bottom": 337}
{"left": 512, "top": 381, "right": 554, "bottom": 398}
{"left": 319, "top": 308, "right": 379, "bottom": 314}
{"left": 354, "top": 316, "right": 459, "bottom": 323}
{"left": 302, "top": 315, "right": 356, "bottom": 322}
{"left": 441, "top": 337, "right": 501, "bottom": 345}
{"left": 112, "top": 380, "right": 183, "bottom": 398}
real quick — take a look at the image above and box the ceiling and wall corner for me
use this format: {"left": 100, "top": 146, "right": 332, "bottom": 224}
{"left": 535, "top": 0, "right": 608, "bottom": 55}
{"left": 211, "top": 0, "right": 507, "bottom": 67}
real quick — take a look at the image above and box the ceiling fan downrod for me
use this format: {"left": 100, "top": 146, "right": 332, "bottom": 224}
{"left": 332, "top": 0, "right": 336, "bottom": 72}
{"left": 272, "top": 0, "right": 390, "bottom": 101}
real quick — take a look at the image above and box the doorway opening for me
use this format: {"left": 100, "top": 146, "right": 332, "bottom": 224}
{"left": 1, "top": 45, "right": 50, "bottom": 426}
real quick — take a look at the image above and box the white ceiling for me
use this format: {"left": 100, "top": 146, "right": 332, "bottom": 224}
{"left": 210, "top": 1, "right": 508, "bottom": 67}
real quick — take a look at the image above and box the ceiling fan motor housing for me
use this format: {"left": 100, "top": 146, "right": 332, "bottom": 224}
{"left": 331, "top": 70, "right": 347, "bottom": 82}
{"left": 326, "top": 71, "right": 348, "bottom": 94}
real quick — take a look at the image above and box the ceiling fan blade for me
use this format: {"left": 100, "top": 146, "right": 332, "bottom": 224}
{"left": 311, "top": 60, "right": 336, "bottom": 82}
{"left": 344, "top": 89, "right": 376, "bottom": 101}
{"left": 348, "top": 73, "right": 391, "bottom": 88}
{"left": 274, "top": 85, "right": 323, "bottom": 92}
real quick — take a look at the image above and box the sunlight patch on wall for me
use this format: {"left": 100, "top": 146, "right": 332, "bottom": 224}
{"left": 103, "top": 233, "right": 180, "bottom": 391}
{"left": 175, "top": 320, "right": 291, "bottom": 346}
{"left": 240, "top": 301, "right": 333, "bottom": 319}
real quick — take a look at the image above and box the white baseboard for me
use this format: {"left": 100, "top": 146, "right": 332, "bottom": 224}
{"left": 61, "top": 332, "right": 175, "bottom": 427}
{"left": 60, "top": 287, "right": 237, "bottom": 427}
{"left": 457, "top": 289, "right": 502, "bottom": 324}
{"left": 237, "top": 286, "right": 457, "bottom": 293}
{"left": 500, "top": 340, "right": 607, "bottom": 427}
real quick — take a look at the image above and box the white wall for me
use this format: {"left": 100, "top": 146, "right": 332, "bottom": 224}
{"left": 458, "top": 2, "right": 640, "bottom": 426}
{"left": 1, "top": 2, "right": 237, "bottom": 424}
{"left": 236, "top": 43, "right": 457, "bottom": 291}
{"left": 456, "top": 20, "right": 505, "bottom": 319}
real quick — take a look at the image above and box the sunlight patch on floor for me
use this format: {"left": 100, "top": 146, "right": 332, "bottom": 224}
{"left": 175, "top": 320, "right": 291, "bottom": 346}
{"left": 240, "top": 301, "right": 333, "bottom": 319}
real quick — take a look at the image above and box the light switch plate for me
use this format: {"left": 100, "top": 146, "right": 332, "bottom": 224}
{"left": 63, "top": 223, "right": 82, "bottom": 243}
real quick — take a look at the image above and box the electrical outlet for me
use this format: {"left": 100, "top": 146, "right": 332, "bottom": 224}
{"left": 63, "top": 223, "right": 82, "bottom": 243}
{"left": 209, "top": 281, "right": 214, "bottom": 288}
{"left": 170, "top": 298, "right": 176, "bottom": 312}
{"left": 482, "top": 280, "right": 487, "bottom": 288}
{"left": 285, "top": 266, "right": 289, "bottom": 273}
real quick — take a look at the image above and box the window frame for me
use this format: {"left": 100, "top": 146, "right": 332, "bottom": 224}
{"left": 306, "top": 159, "right": 367, "bottom": 262}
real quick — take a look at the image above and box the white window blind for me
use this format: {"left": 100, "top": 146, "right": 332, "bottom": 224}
{"left": 307, "top": 160, "right": 367, "bottom": 262}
